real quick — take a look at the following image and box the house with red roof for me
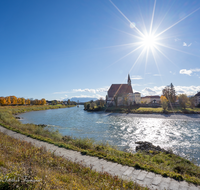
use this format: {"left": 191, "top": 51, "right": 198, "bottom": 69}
{"left": 106, "top": 74, "right": 141, "bottom": 106}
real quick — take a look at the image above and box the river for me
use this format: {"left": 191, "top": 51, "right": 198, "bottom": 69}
{"left": 18, "top": 105, "right": 200, "bottom": 165}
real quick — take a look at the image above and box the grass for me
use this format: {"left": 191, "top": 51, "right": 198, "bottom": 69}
{"left": 0, "top": 105, "right": 200, "bottom": 185}
{"left": 105, "top": 106, "right": 200, "bottom": 114}
{"left": 0, "top": 132, "right": 148, "bottom": 190}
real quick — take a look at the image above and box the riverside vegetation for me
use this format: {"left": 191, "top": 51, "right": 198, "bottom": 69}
{"left": 0, "top": 105, "right": 200, "bottom": 187}
{"left": 0, "top": 132, "right": 146, "bottom": 190}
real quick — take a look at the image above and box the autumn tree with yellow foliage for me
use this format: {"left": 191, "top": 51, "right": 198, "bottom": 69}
{"left": 0, "top": 96, "right": 47, "bottom": 106}
{"left": 160, "top": 95, "right": 168, "bottom": 111}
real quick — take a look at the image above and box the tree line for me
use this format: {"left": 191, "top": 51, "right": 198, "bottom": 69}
{"left": 160, "top": 83, "right": 196, "bottom": 111}
{"left": 0, "top": 96, "right": 46, "bottom": 106}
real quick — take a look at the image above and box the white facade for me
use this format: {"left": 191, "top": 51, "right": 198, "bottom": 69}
{"left": 106, "top": 92, "right": 141, "bottom": 106}
{"left": 141, "top": 96, "right": 160, "bottom": 104}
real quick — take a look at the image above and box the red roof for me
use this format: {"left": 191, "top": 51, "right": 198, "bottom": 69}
{"left": 108, "top": 84, "right": 133, "bottom": 97}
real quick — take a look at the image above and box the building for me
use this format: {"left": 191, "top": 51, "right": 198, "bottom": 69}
{"left": 194, "top": 92, "right": 200, "bottom": 106}
{"left": 106, "top": 74, "right": 141, "bottom": 106}
{"left": 141, "top": 96, "right": 160, "bottom": 104}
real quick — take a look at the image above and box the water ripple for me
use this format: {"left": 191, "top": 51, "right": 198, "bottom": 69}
{"left": 18, "top": 106, "right": 200, "bottom": 165}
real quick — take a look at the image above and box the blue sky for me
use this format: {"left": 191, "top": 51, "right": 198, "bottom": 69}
{"left": 1, "top": 0, "right": 200, "bottom": 100}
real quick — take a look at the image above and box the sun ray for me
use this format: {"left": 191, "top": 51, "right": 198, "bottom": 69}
{"left": 154, "top": 46, "right": 174, "bottom": 66}
{"left": 104, "top": 44, "right": 144, "bottom": 71}
{"left": 110, "top": 27, "right": 144, "bottom": 40}
{"left": 98, "top": 42, "right": 141, "bottom": 49}
{"left": 144, "top": 47, "right": 149, "bottom": 81}
{"left": 150, "top": 0, "right": 156, "bottom": 35}
{"left": 155, "top": 6, "right": 200, "bottom": 38}
{"left": 156, "top": 42, "right": 200, "bottom": 58}
{"left": 109, "top": 0, "right": 145, "bottom": 38}
{"left": 129, "top": 47, "right": 146, "bottom": 73}
{"left": 138, "top": 3, "right": 148, "bottom": 36}
{"left": 152, "top": 2, "right": 174, "bottom": 35}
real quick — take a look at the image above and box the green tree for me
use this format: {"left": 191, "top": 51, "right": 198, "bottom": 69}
{"left": 178, "top": 94, "right": 189, "bottom": 109}
{"left": 67, "top": 99, "right": 70, "bottom": 105}
{"left": 189, "top": 96, "right": 195, "bottom": 109}
{"left": 162, "top": 83, "right": 176, "bottom": 103}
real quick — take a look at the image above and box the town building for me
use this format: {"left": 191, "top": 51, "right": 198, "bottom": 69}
{"left": 194, "top": 92, "right": 200, "bottom": 106}
{"left": 141, "top": 96, "right": 160, "bottom": 104}
{"left": 106, "top": 74, "right": 141, "bottom": 106}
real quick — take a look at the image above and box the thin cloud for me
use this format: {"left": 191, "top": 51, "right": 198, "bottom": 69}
{"left": 73, "top": 88, "right": 96, "bottom": 93}
{"left": 175, "top": 38, "right": 181, "bottom": 42}
{"left": 131, "top": 75, "right": 143, "bottom": 80}
{"left": 183, "top": 42, "right": 187, "bottom": 46}
{"left": 141, "top": 85, "right": 200, "bottom": 96}
{"left": 183, "top": 42, "right": 192, "bottom": 47}
{"left": 69, "top": 94, "right": 104, "bottom": 99}
{"left": 153, "top": 74, "right": 162, "bottom": 76}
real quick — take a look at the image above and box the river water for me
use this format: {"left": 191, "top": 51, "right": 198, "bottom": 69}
{"left": 18, "top": 105, "right": 200, "bottom": 165}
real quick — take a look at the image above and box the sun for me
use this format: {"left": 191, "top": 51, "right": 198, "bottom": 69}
{"left": 109, "top": 0, "right": 200, "bottom": 73}
{"left": 141, "top": 34, "right": 157, "bottom": 49}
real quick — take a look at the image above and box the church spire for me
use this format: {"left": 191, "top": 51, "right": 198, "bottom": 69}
{"left": 127, "top": 74, "right": 131, "bottom": 86}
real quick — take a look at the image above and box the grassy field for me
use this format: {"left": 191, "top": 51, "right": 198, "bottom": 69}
{"left": 0, "top": 132, "right": 147, "bottom": 190}
{"left": 0, "top": 105, "right": 200, "bottom": 185}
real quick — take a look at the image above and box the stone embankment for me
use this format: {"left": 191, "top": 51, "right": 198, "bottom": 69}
{"left": 0, "top": 125, "right": 199, "bottom": 190}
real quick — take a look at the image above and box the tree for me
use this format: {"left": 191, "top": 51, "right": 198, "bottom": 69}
{"left": 17, "top": 98, "right": 22, "bottom": 105}
{"left": 67, "top": 99, "right": 70, "bottom": 105}
{"left": 189, "top": 96, "right": 195, "bottom": 109}
{"left": 162, "top": 83, "right": 176, "bottom": 103}
{"left": 41, "top": 98, "right": 46, "bottom": 105}
{"left": 21, "top": 98, "right": 25, "bottom": 105}
{"left": 178, "top": 94, "right": 189, "bottom": 109}
{"left": 0, "top": 97, "right": 6, "bottom": 106}
{"left": 99, "top": 98, "right": 104, "bottom": 107}
{"left": 160, "top": 95, "right": 168, "bottom": 111}
{"left": 10, "top": 96, "right": 17, "bottom": 105}
{"left": 26, "top": 99, "right": 31, "bottom": 105}
{"left": 6, "top": 96, "right": 11, "bottom": 105}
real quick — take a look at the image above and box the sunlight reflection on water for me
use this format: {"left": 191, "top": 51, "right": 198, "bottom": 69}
{"left": 18, "top": 106, "right": 200, "bottom": 165}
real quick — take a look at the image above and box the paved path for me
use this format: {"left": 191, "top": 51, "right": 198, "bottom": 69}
{"left": 0, "top": 125, "right": 200, "bottom": 190}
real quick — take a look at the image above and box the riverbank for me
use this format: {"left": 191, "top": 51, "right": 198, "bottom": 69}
{"left": 104, "top": 107, "right": 200, "bottom": 114}
{"left": 0, "top": 129, "right": 145, "bottom": 189}
{"left": 0, "top": 105, "right": 200, "bottom": 185}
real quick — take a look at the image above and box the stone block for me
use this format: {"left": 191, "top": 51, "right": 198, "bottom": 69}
{"left": 146, "top": 172, "right": 156, "bottom": 179}
{"left": 123, "top": 167, "right": 134, "bottom": 176}
{"left": 152, "top": 175, "right": 162, "bottom": 186}
{"left": 169, "top": 179, "right": 180, "bottom": 190}
{"left": 159, "top": 177, "right": 171, "bottom": 190}
{"left": 137, "top": 171, "right": 148, "bottom": 181}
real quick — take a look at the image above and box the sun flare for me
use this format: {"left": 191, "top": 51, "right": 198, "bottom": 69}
{"left": 142, "top": 34, "right": 157, "bottom": 49}
{"left": 109, "top": 0, "right": 200, "bottom": 74}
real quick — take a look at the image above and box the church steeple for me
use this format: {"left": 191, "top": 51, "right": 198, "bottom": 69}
{"left": 127, "top": 74, "right": 131, "bottom": 86}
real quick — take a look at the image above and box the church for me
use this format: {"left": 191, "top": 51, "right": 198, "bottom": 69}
{"left": 106, "top": 74, "right": 141, "bottom": 106}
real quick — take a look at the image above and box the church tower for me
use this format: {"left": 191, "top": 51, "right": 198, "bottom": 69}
{"left": 127, "top": 74, "right": 131, "bottom": 86}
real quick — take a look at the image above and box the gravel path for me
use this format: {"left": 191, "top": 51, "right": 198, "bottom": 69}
{"left": 0, "top": 125, "right": 200, "bottom": 190}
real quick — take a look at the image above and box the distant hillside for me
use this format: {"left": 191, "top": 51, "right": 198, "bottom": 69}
{"left": 69, "top": 97, "right": 98, "bottom": 103}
